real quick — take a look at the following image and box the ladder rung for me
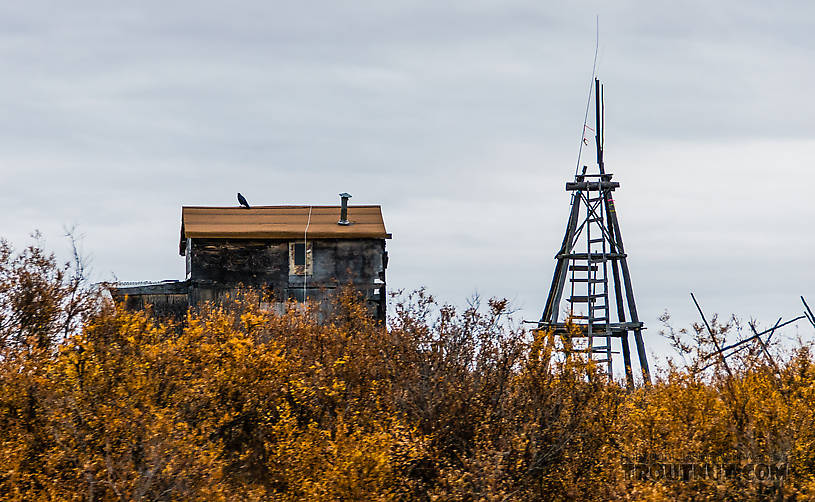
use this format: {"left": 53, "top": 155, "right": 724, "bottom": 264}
{"left": 565, "top": 332, "right": 624, "bottom": 339}
{"left": 587, "top": 217, "right": 602, "bottom": 224}
{"left": 570, "top": 278, "right": 606, "bottom": 283}
{"left": 567, "top": 316, "right": 608, "bottom": 322}
{"left": 573, "top": 349, "right": 619, "bottom": 354}
{"left": 567, "top": 295, "right": 603, "bottom": 303}
{"left": 569, "top": 265, "right": 597, "bottom": 271}
{"left": 589, "top": 238, "right": 604, "bottom": 244}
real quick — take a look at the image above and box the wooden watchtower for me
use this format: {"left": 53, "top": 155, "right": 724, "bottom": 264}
{"left": 538, "top": 79, "right": 650, "bottom": 387}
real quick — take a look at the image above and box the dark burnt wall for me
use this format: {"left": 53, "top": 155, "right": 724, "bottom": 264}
{"left": 287, "top": 239, "right": 385, "bottom": 287}
{"left": 112, "top": 282, "right": 189, "bottom": 321}
{"left": 289, "top": 239, "right": 387, "bottom": 320}
{"left": 123, "top": 294, "right": 188, "bottom": 320}
{"left": 186, "top": 237, "right": 388, "bottom": 319}
{"left": 189, "top": 238, "right": 385, "bottom": 286}
{"left": 188, "top": 239, "right": 289, "bottom": 292}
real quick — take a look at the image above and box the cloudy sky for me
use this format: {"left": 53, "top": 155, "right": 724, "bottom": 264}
{"left": 2, "top": 1, "right": 814, "bottom": 362}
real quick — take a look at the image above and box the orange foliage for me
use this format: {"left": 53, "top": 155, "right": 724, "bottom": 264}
{"left": 0, "top": 238, "right": 813, "bottom": 500}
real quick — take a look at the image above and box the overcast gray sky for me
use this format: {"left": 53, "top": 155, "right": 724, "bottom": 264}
{"left": 2, "top": 1, "right": 814, "bottom": 363}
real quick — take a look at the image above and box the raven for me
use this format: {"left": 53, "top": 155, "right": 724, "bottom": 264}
{"left": 237, "top": 193, "right": 250, "bottom": 209}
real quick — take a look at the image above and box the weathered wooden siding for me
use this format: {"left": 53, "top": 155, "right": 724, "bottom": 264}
{"left": 188, "top": 238, "right": 289, "bottom": 291}
{"left": 286, "top": 239, "right": 385, "bottom": 286}
{"left": 111, "top": 281, "right": 189, "bottom": 320}
{"left": 116, "top": 237, "right": 388, "bottom": 321}
{"left": 187, "top": 237, "right": 388, "bottom": 320}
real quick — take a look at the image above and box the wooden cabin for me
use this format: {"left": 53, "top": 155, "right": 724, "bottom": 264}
{"left": 112, "top": 196, "right": 391, "bottom": 320}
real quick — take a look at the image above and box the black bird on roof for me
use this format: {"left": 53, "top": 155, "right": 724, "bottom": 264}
{"left": 237, "top": 192, "right": 250, "bottom": 209}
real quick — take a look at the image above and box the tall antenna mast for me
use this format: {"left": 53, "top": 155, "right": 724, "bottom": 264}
{"left": 595, "top": 78, "right": 604, "bottom": 173}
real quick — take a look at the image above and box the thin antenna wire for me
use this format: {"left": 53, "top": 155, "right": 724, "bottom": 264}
{"left": 575, "top": 15, "right": 600, "bottom": 175}
{"left": 303, "top": 206, "right": 312, "bottom": 311}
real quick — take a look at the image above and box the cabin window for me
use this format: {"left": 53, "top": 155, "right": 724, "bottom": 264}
{"left": 289, "top": 242, "right": 313, "bottom": 275}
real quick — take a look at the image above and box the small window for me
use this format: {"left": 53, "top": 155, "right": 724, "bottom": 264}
{"left": 289, "top": 241, "right": 313, "bottom": 275}
{"left": 294, "top": 243, "right": 306, "bottom": 266}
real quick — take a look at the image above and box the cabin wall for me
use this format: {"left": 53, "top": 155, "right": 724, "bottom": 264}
{"left": 186, "top": 237, "right": 388, "bottom": 319}
{"left": 187, "top": 238, "right": 289, "bottom": 290}
{"left": 124, "top": 294, "right": 188, "bottom": 319}
{"left": 286, "top": 239, "right": 385, "bottom": 286}
{"left": 112, "top": 282, "right": 189, "bottom": 321}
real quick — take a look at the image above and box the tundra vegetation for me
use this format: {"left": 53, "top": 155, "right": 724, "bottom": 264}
{"left": 0, "top": 237, "right": 814, "bottom": 501}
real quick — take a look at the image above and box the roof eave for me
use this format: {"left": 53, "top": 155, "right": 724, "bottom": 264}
{"left": 183, "top": 232, "right": 391, "bottom": 240}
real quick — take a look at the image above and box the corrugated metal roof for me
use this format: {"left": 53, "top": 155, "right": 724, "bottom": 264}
{"left": 180, "top": 205, "right": 390, "bottom": 255}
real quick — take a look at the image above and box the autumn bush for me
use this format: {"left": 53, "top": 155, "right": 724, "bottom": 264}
{"left": 1, "top": 238, "right": 814, "bottom": 500}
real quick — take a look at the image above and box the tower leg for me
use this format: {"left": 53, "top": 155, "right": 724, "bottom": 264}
{"left": 632, "top": 327, "right": 650, "bottom": 385}
{"left": 620, "top": 332, "right": 634, "bottom": 389}
{"left": 605, "top": 195, "right": 636, "bottom": 390}
{"left": 541, "top": 193, "right": 582, "bottom": 325}
{"left": 606, "top": 196, "right": 651, "bottom": 385}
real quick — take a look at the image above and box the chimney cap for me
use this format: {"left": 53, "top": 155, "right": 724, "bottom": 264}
{"left": 339, "top": 192, "right": 352, "bottom": 198}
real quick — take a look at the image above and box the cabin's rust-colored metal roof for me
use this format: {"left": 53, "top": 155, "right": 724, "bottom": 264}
{"left": 180, "top": 205, "right": 390, "bottom": 255}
